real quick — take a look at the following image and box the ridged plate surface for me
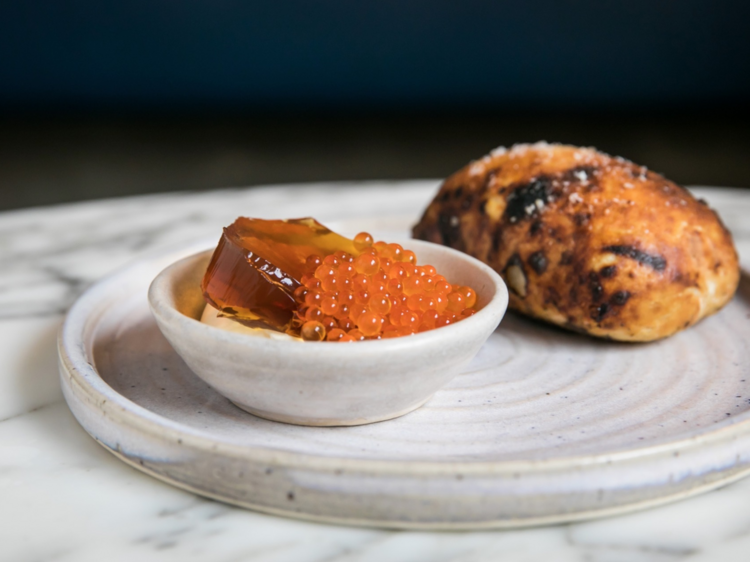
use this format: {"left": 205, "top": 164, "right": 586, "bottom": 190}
{"left": 60, "top": 233, "right": 750, "bottom": 530}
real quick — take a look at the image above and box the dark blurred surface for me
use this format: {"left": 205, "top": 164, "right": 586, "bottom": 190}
{"left": 1, "top": 107, "right": 748, "bottom": 212}
{"left": 2, "top": 1, "right": 749, "bottom": 108}
{"left": 1, "top": 1, "right": 748, "bottom": 211}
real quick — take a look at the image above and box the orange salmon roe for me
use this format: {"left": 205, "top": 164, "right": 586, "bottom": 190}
{"left": 293, "top": 232, "right": 479, "bottom": 341}
{"left": 202, "top": 217, "right": 479, "bottom": 342}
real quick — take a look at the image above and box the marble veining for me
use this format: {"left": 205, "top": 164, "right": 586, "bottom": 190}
{"left": 2, "top": 181, "right": 750, "bottom": 560}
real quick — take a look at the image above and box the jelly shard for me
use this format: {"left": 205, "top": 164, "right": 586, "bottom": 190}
{"left": 201, "top": 217, "right": 359, "bottom": 332}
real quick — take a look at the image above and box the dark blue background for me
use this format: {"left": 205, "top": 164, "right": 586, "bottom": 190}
{"left": 1, "top": 1, "right": 748, "bottom": 110}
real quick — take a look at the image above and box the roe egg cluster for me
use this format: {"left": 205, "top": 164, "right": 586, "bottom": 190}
{"left": 294, "top": 232, "right": 478, "bottom": 341}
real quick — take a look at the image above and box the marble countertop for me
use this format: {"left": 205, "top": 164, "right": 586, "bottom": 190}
{"left": 2, "top": 181, "right": 750, "bottom": 562}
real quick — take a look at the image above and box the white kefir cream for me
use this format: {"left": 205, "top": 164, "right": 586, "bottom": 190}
{"left": 200, "top": 305, "right": 299, "bottom": 341}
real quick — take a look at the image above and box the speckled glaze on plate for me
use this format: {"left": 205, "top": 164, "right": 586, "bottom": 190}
{"left": 59, "top": 234, "right": 750, "bottom": 529}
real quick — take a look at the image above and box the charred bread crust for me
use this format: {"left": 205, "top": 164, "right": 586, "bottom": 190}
{"left": 412, "top": 142, "right": 740, "bottom": 342}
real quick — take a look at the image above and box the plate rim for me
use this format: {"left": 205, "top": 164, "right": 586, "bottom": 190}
{"left": 59, "top": 241, "right": 750, "bottom": 475}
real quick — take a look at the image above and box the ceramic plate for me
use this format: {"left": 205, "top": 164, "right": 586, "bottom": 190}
{"left": 59, "top": 220, "right": 750, "bottom": 529}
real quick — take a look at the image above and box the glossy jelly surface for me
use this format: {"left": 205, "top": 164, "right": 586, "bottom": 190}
{"left": 201, "top": 217, "right": 478, "bottom": 341}
{"left": 201, "top": 217, "right": 358, "bottom": 332}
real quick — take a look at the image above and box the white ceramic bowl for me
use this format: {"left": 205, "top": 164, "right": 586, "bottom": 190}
{"left": 148, "top": 239, "right": 508, "bottom": 426}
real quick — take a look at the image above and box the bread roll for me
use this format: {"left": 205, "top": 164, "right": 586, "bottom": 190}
{"left": 412, "top": 142, "right": 739, "bottom": 341}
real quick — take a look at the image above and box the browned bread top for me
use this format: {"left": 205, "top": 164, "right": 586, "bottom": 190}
{"left": 413, "top": 142, "right": 739, "bottom": 341}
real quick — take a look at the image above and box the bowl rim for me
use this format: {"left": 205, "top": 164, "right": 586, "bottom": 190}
{"left": 147, "top": 238, "right": 509, "bottom": 352}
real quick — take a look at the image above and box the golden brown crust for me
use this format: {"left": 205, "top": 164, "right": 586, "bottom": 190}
{"left": 412, "top": 142, "right": 740, "bottom": 341}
